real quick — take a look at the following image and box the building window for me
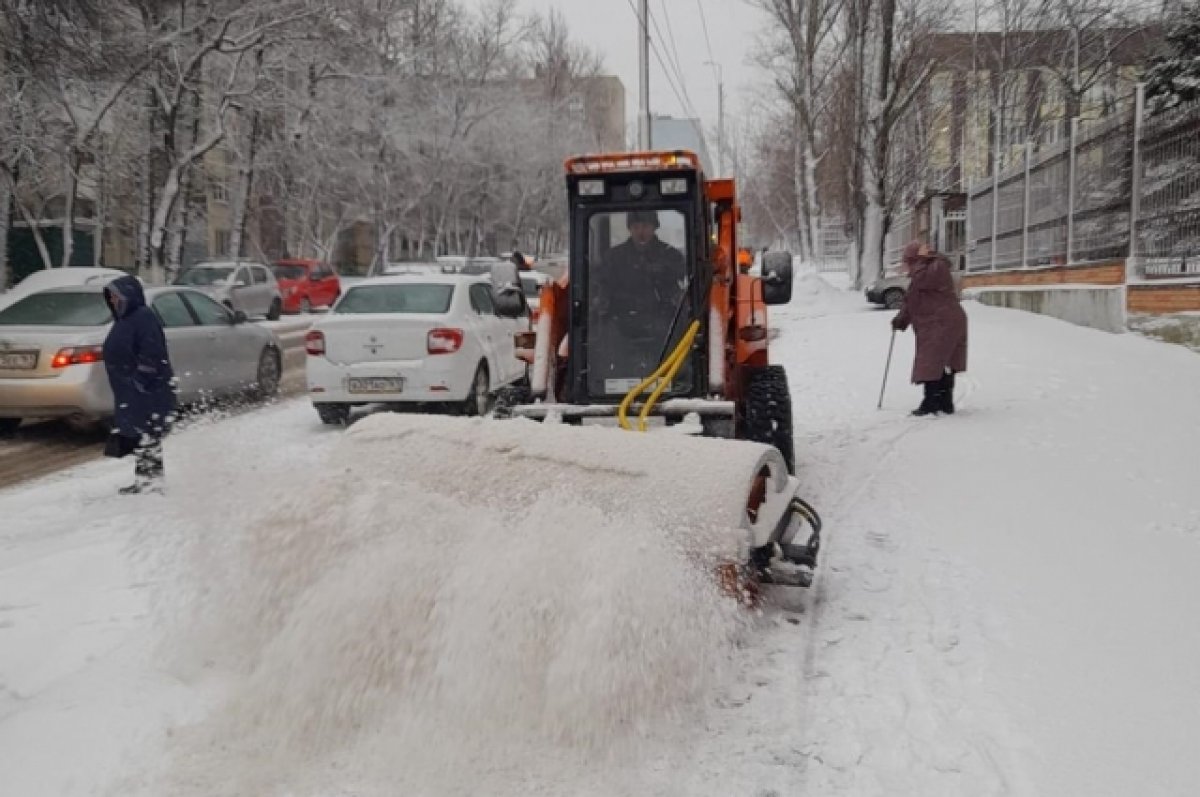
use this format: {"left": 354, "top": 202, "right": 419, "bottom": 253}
{"left": 213, "top": 229, "right": 231, "bottom": 258}
{"left": 211, "top": 178, "right": 229, "bottom": 203}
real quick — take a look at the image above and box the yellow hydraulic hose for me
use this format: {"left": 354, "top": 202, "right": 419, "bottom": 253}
{"left": 617, "top": 320, "right": 701, "bottom": 432}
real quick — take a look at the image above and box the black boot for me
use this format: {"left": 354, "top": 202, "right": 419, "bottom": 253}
{"left": 939, "top": 372, "right": 956, "bottom": 415}
{"left": 912, "top": 382, "right": 941, "bottom": 416}
{"left": 121, "top": 436, "right": 165, "bottom": 495}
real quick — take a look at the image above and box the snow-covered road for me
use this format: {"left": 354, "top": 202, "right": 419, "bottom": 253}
{"left": 3, "top": 274, "right": 1200, "bottom": 795}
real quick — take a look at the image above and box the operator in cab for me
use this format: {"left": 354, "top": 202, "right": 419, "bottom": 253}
{"left": 598, "top": 209, "right": 686, "bottom": 334}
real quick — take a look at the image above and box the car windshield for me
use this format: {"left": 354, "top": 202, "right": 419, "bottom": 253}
{"left": 176, "top": 266, "right": 235, "bottom": 286}
{"left": 0, "top": 292, "right": 111, "bottom": 326}
{"left": 273, "top": 264, "right": 307, "bottom": 280}
{"left": 335, "top": 284, "right": 454, "bottom": 314}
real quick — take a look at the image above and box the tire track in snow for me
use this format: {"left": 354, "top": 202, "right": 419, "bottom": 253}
{"left": 789, "top": 407, "right": 1033, "bottom": 795}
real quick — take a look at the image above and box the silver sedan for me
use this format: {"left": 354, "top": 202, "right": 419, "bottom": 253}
{"left": 0, "top": 285, "right": 283, "bottom": 433}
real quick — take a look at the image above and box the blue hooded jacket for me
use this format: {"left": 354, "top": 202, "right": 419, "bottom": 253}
{"left": 102, "top": 275, "right": 176, "bottom": 437}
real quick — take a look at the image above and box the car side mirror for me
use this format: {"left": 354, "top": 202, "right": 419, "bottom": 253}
{"left": 761, "top": 251, "right": 794, "bottom": 305}
{"left": 490, "top": 262, "right": 525, "bottom": 318}
{"left": 231, "top": 309, "right": 248, "bottom": 325}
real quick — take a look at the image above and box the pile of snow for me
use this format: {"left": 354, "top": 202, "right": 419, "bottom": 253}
{"left": 781, "top": 270, "right": 860, "bottom": 320}
{"left": 132, "top": 414, "right": 762, "bottom": 795}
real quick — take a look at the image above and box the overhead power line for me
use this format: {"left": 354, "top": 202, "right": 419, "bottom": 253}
{"left": 623, "top": 0, "right": 711, "bottom": 155}
{"left": 625, "top": 0, "right": 692, "bottom": 118}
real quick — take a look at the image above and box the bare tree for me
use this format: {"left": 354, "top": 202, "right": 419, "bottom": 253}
{"left": 754, "top": 0, "right": 843, "bottom": 260}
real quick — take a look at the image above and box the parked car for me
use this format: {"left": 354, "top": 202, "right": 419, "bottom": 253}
{"left": 0, "top": 285, "right": 282, "bottom": 434}
{"left": 273, "top": 259, "right": 342, "bottom": 314}
{"left": 520, "top": 270, "right": 551, "bottom": 319}
{"left": 865, "top": 261, "right": 966, "bottom": 309}
{"left": 175, "top": 261, "right": 282, "bottom": 320}
{"left": 865, "top": 271, "right": 912, "bottom": 309}
{"left": 378, "top": 261, "right": 442, "bottom": 277}
{"left": 436, "top": 255, "right": 504, "bottom": 275}
{"left": 305, "top": 274, "right": 528, "bottom": 425}
{"left": 0, "top": 266, "right": 132, "bottom": 311}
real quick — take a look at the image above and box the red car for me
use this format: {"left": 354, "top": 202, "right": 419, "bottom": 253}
{"left": 273, "top": 259, "right": 342, "bottom": 314}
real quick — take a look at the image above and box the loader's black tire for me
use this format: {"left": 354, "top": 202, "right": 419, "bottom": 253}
{"left": 741, "top": 365, "right": 796, "bottom": 475}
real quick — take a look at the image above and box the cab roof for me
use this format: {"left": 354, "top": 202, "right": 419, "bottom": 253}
{"left": 565, "top": 149, "right": 702, "bottom": 175}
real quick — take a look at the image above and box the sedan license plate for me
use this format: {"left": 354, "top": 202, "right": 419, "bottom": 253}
{"left": 0, "top": 351, "right": 38, "bottom": 370}
{"left": 348, "top": 376, "right": 404, "bottom": 394}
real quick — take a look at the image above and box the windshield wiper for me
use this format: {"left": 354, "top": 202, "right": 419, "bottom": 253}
{"left": 654, "top": 274, "right": 693, "bottom": 366}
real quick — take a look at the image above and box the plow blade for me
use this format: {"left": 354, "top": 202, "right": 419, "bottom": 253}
{"left": 340, "top": 414, "right": 819, "bottom": 587}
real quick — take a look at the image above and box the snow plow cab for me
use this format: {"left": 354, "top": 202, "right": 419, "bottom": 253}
{"left": 490, "top": 150, "right": 822, "bottom": 591}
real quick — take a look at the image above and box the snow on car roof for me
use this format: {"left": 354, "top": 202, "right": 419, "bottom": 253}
{"left": 351, "top": 273, "right": 487, "bottom": 287}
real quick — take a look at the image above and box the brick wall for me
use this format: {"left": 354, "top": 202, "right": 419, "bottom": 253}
{"left": 962, "top": 261, "right": 1125, "bottom": 288}
{"left": 962, "top": 260, "right": 1200, "bottom": 318}
{"left": 1128, "top": 284, "right": 1200, "bottom": 314}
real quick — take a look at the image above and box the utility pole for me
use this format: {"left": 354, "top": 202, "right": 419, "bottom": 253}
{"left": 705, "top": 60, "right": 725, "bottom": 175}
{"left": 637, "top": 0, "right": 651, "bottom": 149}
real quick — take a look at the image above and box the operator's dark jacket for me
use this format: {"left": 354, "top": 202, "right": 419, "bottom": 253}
{"left": 599, "top": 236, "right": 686, "bottom": 325}
{"left": 102, "top": 275, "right": 176, "bottom": 441}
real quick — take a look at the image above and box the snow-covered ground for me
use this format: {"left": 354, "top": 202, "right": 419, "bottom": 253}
{"left": 4, "top": 271, "right": 1200, "bottom": 795}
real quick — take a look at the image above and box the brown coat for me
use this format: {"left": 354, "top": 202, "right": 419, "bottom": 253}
{"left": 894, "top": 256, "right": 968, "bottom": 383}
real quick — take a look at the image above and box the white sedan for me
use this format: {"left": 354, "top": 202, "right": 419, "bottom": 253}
{"left": 305, "top": 274, "right": 529, "bottom": 425}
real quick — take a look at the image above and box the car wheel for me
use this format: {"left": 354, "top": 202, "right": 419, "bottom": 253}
{"left": 267, "top": 298, "right": 282, "bottom": 321}
{"left": 315, "top": 403, "right": 350, "bottom": 426}
{"left": 0, "top": 418, "right": 20, "bottom": 437}
{"left": 300, "top": 297, "right": 312, "bottom": 314}
{"left": 463, "top": 363, "right": 490, "bottom": 417}
{"left": 253, "top": 347, "right": 281, "bottom": 399}
{"left": 492, "top": 383, "right": 532, "bottom": 420}
{"left": 883, "top": 288, "right": 905, "bottom": 310}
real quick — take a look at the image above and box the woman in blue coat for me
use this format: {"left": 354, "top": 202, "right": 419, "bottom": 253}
{"left": 102, "top": 275, "right": 176, "bottom": 494}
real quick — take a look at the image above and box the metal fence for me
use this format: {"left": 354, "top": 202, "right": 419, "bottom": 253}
{"left": 1136, "top": 97, "right": 1200, "bottom": 277}
{"left": 812, "top": 218, "right": 852, "bottom": 272}
{"left": 966, "top": 87, "right": 1200, "bottom": 279}
{"left": 967, "top": 105, "right": 1135, "bottom": 271}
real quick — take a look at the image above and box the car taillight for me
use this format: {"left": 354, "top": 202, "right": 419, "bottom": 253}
{"left": 427, "top": 328, "right": 464, "bottom": 355}
{"left": 51, "top": 346, "right": 104, "bottom": 368}
{"left": 305, "top": 330, "right": 326, "bottom": 356}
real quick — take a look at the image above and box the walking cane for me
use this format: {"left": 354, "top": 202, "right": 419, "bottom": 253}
{"left": 878, "top": 329, "right": 897, "bottom": 410}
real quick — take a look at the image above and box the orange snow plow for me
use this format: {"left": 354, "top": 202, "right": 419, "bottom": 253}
{"left": 489, "top": 150, "right": 823, "bottom": 593}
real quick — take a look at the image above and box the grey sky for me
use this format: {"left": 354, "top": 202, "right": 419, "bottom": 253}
{"left": 476, "top": 0, "right": 770, "bottom": 147}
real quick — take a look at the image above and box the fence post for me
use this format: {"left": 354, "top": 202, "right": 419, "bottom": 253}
{"left": 989, "top": 177, "right": 999, "bottom": 271}
{"left": 1067, "top": 117, "right": 1078, "bottom": 265}
{"left": 1127, "top": 83, "right": 1146, "bottom": 282}
{"left": 966, "top": 178, "right": 973, "bottom": 269}
{"left": 1021, "top": 141, "right": 1033, "bottom": 268}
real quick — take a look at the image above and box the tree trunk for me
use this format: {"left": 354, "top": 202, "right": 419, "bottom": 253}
{"left": 229, "top": 111, "right": 261, "bottom": 259}
{"left": 60, "top": 150, "right": 82, "bottom": 268}
{"left": 859, "top": 0, "right": 897, "bottom": 289}
{"left": 0, "top": 177, "right": 10, "bottom": 288}
{"left": 1, "top": 165, "right": 53, "bottom": 271}
{"left": 93, "top": 157, "right": 106, "bottom": 268}
{"left": 137, "top": 88, "right": 159, "bottom": 275}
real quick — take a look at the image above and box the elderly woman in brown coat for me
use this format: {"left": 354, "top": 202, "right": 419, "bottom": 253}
{"left": 891, "top": 241, "right": 968, "bottom": 416}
